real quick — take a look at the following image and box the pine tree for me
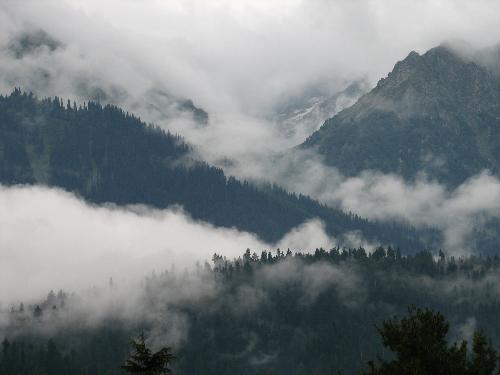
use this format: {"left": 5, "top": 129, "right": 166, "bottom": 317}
{"left": 121, "top": 334, "right": 175, "bottom": 375}
{"left": 360, "top": 306, "right": 499, "bottom": 375}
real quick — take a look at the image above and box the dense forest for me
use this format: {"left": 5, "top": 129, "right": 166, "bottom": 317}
{"left": 0, "top": 89, "right": 435, "bottom": 249}
{"left": 3, "top": 247, "right": 500, "bottom": 375}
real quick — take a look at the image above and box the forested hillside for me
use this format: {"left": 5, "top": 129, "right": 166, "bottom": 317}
{"left": 0, "top": 89, "right": 433, "bottom": 248}
{"left": 3, "top": 247, "right": 500, "bottom": 375}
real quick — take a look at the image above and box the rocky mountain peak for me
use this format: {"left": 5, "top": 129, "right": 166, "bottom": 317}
{"left": 300, "top": 44, "right": 500, "bottom": 187}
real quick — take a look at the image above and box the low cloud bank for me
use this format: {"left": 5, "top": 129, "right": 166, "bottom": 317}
{"left": 227, "top": 149, "right": 500, "bottom": 255}
{"left": 0, "top": 183, "right": 371, "bottom": 346}
{"left": 0, "top": 185, "right": 349, "bottom": 304}
{"left": 2, "top": 165, "right": 497, "bottom": 315}
{"left": 333, "top": 171, "right": 500, "bottom": 252}
{"left": 3, "top": 233, "right": 500, "bottom": 349}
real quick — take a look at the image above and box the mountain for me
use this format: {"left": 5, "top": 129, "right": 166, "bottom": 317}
{"left": 301, "top": 45, "right": 500, "bottom": 187}
{"left": 274, "top": 81, "right": 367, "bottom": 142}
{"left": 3, "top": 28, "right": 209, "bottom": 128}
{"left": 0, "top": 89, "right": 433, "bottom": 249}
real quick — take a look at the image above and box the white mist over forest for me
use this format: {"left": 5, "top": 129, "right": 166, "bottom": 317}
{"left": 1, "top": 0, "right": 500, "bottom": 318}
{"left": 0, "top": 185, "right": 348, "bottom": 303}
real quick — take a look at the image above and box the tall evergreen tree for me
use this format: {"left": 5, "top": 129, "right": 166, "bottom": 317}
{"left": 360, "top": 307, "right": 499, "bottom": 375}
{"left": 121, "top": 334, "right": 175, "bottom": 375}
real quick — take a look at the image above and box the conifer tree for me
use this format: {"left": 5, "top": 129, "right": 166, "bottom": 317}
{"left": 121, "top": 334, "right": 175, "bottom": 375}
{"left": 360, "top": 306, "right": 499, "bottom": 375}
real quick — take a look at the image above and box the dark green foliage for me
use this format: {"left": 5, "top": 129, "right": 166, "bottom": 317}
{"left": 361, "top": 307, "right": 499, "bottom": 375}
{"left": 0, "top": 325, "right": 130, "bottom": 375}
{"left": 0, "top": 88, "right": 433, "bottom": 248}
{"left": 5, "top": 248, "right": 500, "bottom": 375}
{"left": 0, "top": 338, "right": 78, "bottom": 375}
{"left": 122, "top": 334, "right": 175, "bottom": 375}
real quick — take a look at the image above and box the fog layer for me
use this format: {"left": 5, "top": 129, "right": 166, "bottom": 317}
{"left": 0, "top": 185, "right": 339, "bottom": 303}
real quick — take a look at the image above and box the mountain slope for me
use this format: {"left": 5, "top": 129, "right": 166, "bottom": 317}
{"left": 274, "top": 81, "right": 367, "bottom": 141}
{"left": 0, "top": 89, "right": 432, "bottom": 249}
{"left": 3, "top": 28, "right": 209, "bottom": 128}
{"left": 301, "top": 45, "right": 500, "bottom": 187}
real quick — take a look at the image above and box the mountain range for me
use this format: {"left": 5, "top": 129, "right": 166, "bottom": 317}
{"left": 3, "top": 44, "right": 500, "bottom": 253}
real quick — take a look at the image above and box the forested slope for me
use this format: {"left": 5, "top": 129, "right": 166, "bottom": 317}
{"left": 0, "top": 89, "right": 433, "bottom": 248}
{"left": 3, "top": 247, "right": 500, "bottom": 375}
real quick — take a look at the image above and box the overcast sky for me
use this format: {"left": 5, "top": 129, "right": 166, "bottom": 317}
{"left": 2, "top": 0, "right": 500, "bottom": 115}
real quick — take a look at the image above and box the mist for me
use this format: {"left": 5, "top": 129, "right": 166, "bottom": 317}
{"left": 0, "top": 184, "right": 345, "bottom": 304}
{"left": 1, "top": 0, "right": 500, "bottom": 166}
{"left": 0, "top": 185, "right": 367, "bottom": 346}
{"left": 240, "top": 149, "right": 500, "bottom": 254}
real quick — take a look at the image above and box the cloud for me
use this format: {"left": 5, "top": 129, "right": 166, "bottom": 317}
{"left": 0, "top": 183, "right": 367, "bottom": 346}
{"left": 0, "top": 185, "right": 328, "bottom": 346}
{"left": 1, "top": 180, "right": 498, "bottom": 348}
{"left": 276, "top": 219, "right": 332, "bottom": 252}
{"left": 231, "top": 147, "right": 500, "bottom": 254}
{"left": 332, "top": 171, "right": 500, "bottom": 253}
{"left": 255, "top": 257, "right": 365, "bottom": 307}
{"left": 0, "top": 184, "right": 343, "bottom": 304}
